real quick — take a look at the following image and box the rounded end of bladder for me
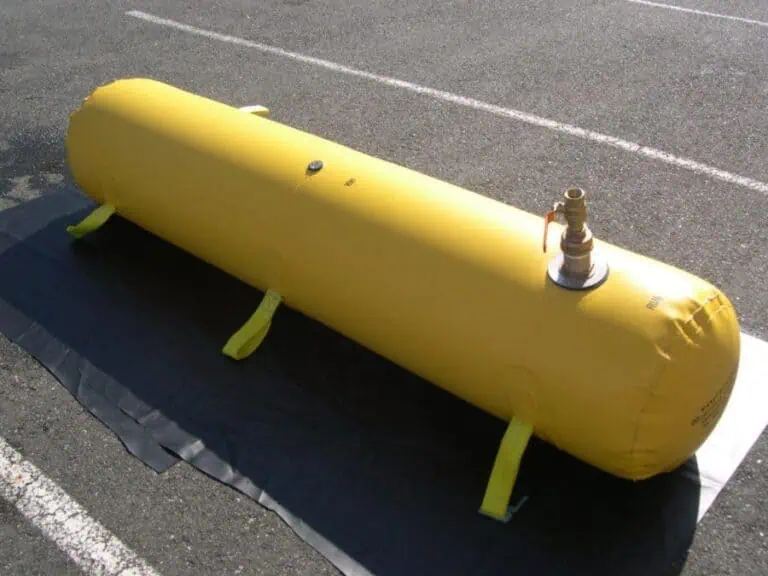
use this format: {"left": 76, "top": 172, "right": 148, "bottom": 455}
{"left": 624, "top": 288, "right": 742, "bottom": 480}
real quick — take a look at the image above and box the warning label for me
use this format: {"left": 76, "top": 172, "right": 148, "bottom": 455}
{"left": 691, "top": 374, "right": 733, "bottom": 429}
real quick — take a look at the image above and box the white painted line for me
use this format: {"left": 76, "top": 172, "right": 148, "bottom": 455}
{"left": 125, "top": 10, "right": 768, "bottom": 196}
{"left": 0, "top": 436, "right": 161, "bottom": 576}
{"left": 626, "top": 0, "right": 768, "bottom": 28}
{"left": 694, "top": 332, "right": 768, "bottom": 520}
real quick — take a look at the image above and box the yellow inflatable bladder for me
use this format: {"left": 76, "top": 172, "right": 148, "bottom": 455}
{"left": 65, "top": 78, "right": 741, "bottom": 521}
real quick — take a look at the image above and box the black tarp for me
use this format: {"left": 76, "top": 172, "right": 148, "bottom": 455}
{"left": 0, "top": 188, "right": 701, "bottom": 576}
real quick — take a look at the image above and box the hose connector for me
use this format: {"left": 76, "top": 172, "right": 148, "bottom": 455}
{"left": 543, "top": 188, "right": 609, "bottom": 290}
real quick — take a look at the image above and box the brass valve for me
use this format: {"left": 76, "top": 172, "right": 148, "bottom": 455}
{"left": 543, "top": 188, "right": 609, "bottom": 290}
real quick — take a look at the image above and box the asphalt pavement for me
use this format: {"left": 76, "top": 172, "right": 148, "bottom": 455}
{"left": 1, "top": 0, "right": 767, "bottom": 574}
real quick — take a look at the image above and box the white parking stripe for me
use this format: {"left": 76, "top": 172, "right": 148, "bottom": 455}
{"left": 626, "top": 0, "right": 768, "bottom": 28}
{"left": 0, "top": 436, "right": 161, "bottom": 576}
{"left": 126, "top": 9, "right": 768, "bottom": 196}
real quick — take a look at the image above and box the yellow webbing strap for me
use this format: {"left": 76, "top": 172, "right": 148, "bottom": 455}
{"left": 479, "top": 417, "right": 533, "bottom": 522}
{"left": 66, "top": 204, "right": 116, "bottom": 239}
{"left": 222, "top": 290, "right": 283, "bottom": 360}
{"left": 239, "top": 105, "right": 270, "bottom": 117}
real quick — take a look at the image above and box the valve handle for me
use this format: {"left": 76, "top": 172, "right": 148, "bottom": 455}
{"left": 542, "top": 202, "right": 564, "bottom": 253}
{"left": 543, "top": 210, "right": 555, "bottom": 253}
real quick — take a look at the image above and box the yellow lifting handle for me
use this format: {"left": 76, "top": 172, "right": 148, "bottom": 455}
{"left": 222, "top": 290, "right": 283, "bottom": 360}
{"left": 239, "top": 105, "right": 270, "bottom": 117}
{"left": 479, "top": 417, "right": 533, "bottom": 522}
{"left": 66, "top": 203, "right": 116, "bottom": 239}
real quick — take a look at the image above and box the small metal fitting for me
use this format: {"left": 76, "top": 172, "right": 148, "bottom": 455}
{"left": 543, "top": 188, "right": 609, "bottom": 290}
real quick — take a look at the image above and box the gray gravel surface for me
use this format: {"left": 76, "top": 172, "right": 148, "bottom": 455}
{"left": 1, "top": 0, "right": 767, "bottom": 574}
